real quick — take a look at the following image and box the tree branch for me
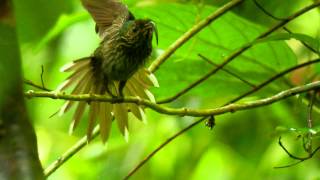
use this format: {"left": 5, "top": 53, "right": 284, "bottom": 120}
{"left": 253, "top": 0, "right": 320, "bottom": 55}
{"left": 123, "top": 116, "right": 208, "bottom": 180}
{"left": 44, "top": 126, "right": 100, "bottom": 177}
{"left": 198, "top": 54, "right": 256, "bottom": 88}
{"left": 156, "top": 1, "right": 320, "bottom": 103}
{"left": 25, "top": 81, "right": 320, "bottom": 117}
{"left": 228, "top": 58, "right": 320, "bottom": 104}
{"left": 148, "top": 0, "right": 244, "bottom": 72}
{"left": 24, "top": 79, "right": 51, "bottom": 91}
{"left": 0, "top": 18, "right": 44, "bottom": 179}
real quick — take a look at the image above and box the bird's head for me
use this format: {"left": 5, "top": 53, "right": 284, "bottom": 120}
{"left": 119, "top": 19, "right": 158, "bottom": 49}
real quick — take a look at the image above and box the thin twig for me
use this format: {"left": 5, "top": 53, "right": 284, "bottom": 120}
{"left": 44, "top": 126, "right": 100, "bottom": 177}
{"left": 148, "top": 0, "right": 244, "bottom": 72}
{"left": 198, "top": 54, "right": 256, "bottom": 88}
{"left": 41, "top": 65, "right": 46, "bottom": 90}
{"left": 156, "top": 1, "right": 320, "bottom": 104}
{"left": 24, "top": 79, "right": 51, "bottom": 91}
{"left": 253, "top": 0, "right": 319, "bottom": 55}
{"left": 283, "top": 27, "right": 320, "bottom": 55}
{"left": 228, "top": 58, "right": 320, "bottom": 104}
{"left": 123, "top": 117, "right": 208, "bottom": 180}
{"left": 304, "top": 90, "right": 316, "bottom": 153}
{"left": 252, "top": 0, "right": 286, "bottom": 21}
{"left": 308, "top": 91, "right": 316, "bottom": 129}
{"left": 274, "top": 137, "right": 320, "bottom": 168}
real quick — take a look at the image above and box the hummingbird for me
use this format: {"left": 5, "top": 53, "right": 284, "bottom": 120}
{"left": 56, "top": 0, "right": 159, "bottom": 142}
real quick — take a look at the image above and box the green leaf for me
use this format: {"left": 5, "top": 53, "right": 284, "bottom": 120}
{"left": 132, "top": 3, "right": 297, "bottom": 102}
{"left": 275, "top": 126, "right": 320, "bottom": 138}
{"left": 256, "top": 33, "right": 320, "bottom": 55}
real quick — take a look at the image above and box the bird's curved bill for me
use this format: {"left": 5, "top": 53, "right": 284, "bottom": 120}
{"left": 150, "top": 21, "right": 158, "bottom": 45}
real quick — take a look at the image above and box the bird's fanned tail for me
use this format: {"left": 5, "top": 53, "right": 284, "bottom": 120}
{"left": 56, "top": 58, "right": 158, "bottom": 143}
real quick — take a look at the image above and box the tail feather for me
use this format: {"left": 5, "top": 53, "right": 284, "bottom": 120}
{"left": 99, "top": 102, "right": 113, "bottom": 143}
{"left": 145, "top": 89, "right": 156, "bottom": 103}
{"left": 87, "top": 84, "right": 102, "bottom": 141}
{"left": 58, "top": 57, "right": 158, "bottom": 143}
{"left": 126, "top": 80, "right": 149, "bottom": 100}
{"left": 59, "top": 70, "right": 92, "bottom": 115}
{"left": 138, "top": 69, "right": 159, "bottom": 87}
{"left": 131, "top": 75, "right": 149, "bottom": 89}
{"left": 56, "top": 68, "right": 91, "bottom": 92}
{"left": 69, "top": 74, "right": 94, "bottom": 133}
{"left": 87, "top": 101, "right": 99, "bottom": 141}
{"left": 113, "top": 103, "right": 129, "bottom": 139}
{"left": 60, "top": 58, "right": 91, "bottom": 72}
{"left": 128, "top": 103, "right": 145, "bottom": 121}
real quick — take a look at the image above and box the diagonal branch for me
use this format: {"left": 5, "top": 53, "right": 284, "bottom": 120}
{"left": 157, "top": 1, "right": 320, "bottom": 103}
{"left": 253, "top": 0, "right": 320, "bottom": 55}
{"left": 148, "top": 0, "right": 244, "bottom": 72}
{"left": 123, "top": 116, "right": 208, "bottom": 180}
{"left": 198, "top": 54, "right": 256, "bottom": 88}
{"left": 44, "top": 126, "right": 100, "bottom": 177}
{"left": 228, "top": 58, "right": 320, "bottom": 104}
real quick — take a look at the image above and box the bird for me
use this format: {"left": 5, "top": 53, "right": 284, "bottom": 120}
{"left": 56, "top": 0, "right": 159, "bottom": 143}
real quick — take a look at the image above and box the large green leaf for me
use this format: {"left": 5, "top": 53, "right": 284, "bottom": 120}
{"left": 132, "top": 3, "right": 297, "bottom": 102}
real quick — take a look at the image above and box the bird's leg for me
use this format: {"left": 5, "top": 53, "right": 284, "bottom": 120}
{"left": 118, "top": 80, "right": 127, "bottom": 97}
{"left": 103, "top": 78, "right": 117, "bottom": 98}
{"left": 106, "top": 87, "right": 117, "bottom": 98}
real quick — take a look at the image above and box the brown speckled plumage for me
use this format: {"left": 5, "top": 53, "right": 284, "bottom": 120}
{"left": 56, "top": 0, "right": 159, "bottom": 142}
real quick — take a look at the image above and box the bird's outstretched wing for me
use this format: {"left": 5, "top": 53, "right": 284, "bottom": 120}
{"left": 81, "top": 0, "right": 131, "bottom": 37}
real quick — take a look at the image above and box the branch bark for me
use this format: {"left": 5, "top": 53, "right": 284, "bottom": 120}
{"left": 25, "top": 81, "right": 320, "bottom": 117}
{"left": 0, "top": 19, "right": 44, "bottom": 179}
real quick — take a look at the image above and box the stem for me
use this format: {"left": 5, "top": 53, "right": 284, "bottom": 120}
{"left": 123, "top": 117, "right": 207, "bottom": 180}
{"left": 156, "top": 1, "right": 320, "bottom": 103}
{"left": 148, "top": 0, "right": 244, "bottom": 72}
{"left": 44, "top": 126, "right": 100, "bottom": 177}
{"left": 228, "top": 58, "right": 320, "bottom": 104}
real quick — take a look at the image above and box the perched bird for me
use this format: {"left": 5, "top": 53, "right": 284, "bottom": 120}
{"left": 56, "top": 0, "right": 159, "bottom": 142}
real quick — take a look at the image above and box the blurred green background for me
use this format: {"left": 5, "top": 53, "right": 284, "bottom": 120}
{"left": 9, "top": 0, "right": 320, "bottom": 179}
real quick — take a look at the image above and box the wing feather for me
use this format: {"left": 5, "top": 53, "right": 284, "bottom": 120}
{"left": 81, "top": 0, "right": 129, "bottom": 37}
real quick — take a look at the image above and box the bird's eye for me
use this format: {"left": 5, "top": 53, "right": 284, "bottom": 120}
{"left": 132, "top": 26, "right": 138, "bottom": 33}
